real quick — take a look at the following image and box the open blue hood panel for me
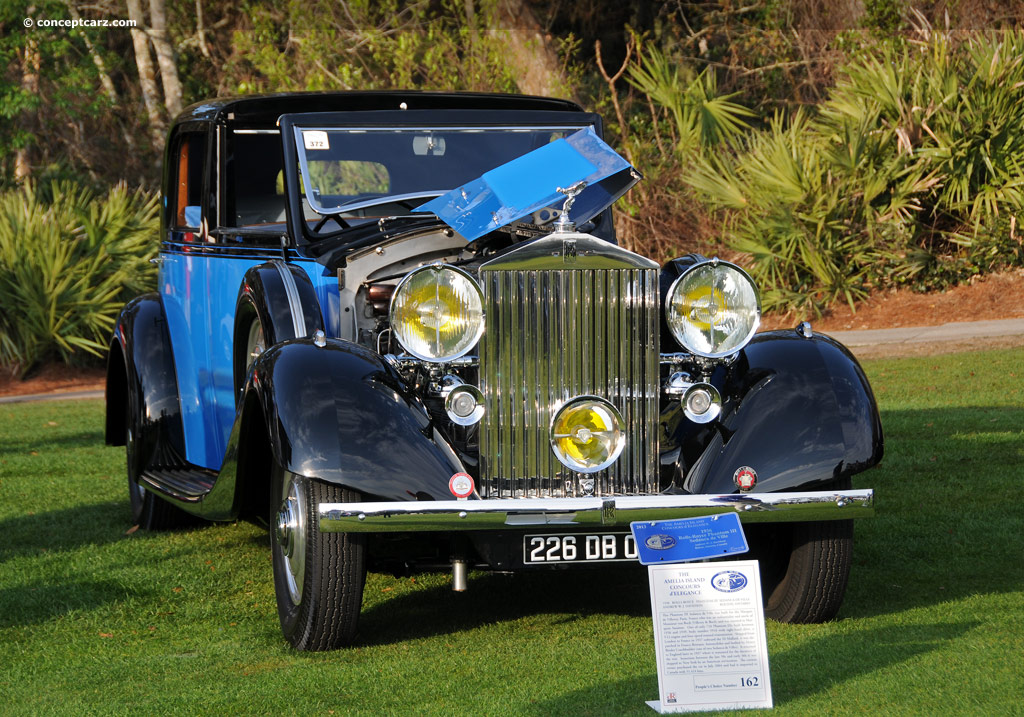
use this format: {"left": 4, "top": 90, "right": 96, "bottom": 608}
{"left": 416, "top": 127, "right": 639, "bottom": 241}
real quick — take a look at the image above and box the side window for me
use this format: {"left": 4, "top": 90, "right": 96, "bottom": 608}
{"left": 225, "top": 131, "right": 288, "bottom": 231}
{"left": 172, "top": 132, "right": 207, "bottom": 235}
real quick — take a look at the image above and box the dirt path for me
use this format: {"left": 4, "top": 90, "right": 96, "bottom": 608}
{"left": 760, "top": 268, "right": 1024, "bottom": 332}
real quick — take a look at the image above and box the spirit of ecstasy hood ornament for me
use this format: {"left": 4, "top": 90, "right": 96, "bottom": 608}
{"left": 552, "top": 180, "right": 588, "bottom": 233}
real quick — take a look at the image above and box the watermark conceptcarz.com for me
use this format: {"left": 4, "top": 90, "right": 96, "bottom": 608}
{"left": 23, "top": 16, "right": 137, "bottom": 29}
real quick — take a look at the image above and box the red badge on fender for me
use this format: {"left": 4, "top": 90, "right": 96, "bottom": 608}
{"left": 733, "top": 466, "right": 757, "bottom": 492}
{"left": 449, "top": 472, "right": 475, "bottom": 499}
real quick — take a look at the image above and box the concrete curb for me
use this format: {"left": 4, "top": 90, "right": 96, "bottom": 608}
{"left": 0, "top": 389, "right": 104, "bottom": 405}
{"left": 824, "top": 318, "right": 1024, "bottom": 348}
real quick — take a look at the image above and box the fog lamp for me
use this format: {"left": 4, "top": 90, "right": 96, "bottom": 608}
{"left": 445, "top": 384, "right": 484, "bottom": 426}
{"left": 550, "top": 396, "right": 625, "bottom": 473}
{"left": 390, "top": 264, "right": 484, "bottom": 362}
{"left": 683, "top": 383, "right": 722, "bottom": 424}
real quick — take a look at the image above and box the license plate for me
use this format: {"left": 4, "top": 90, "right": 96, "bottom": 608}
{"left": 523, "top": 533, "right": 638, "bottom": 564}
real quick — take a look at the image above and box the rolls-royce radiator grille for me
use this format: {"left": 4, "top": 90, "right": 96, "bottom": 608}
{"left": 478, "top": 240, "right": 660, "bottom": 498}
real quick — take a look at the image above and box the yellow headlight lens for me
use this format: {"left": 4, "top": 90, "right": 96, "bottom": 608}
{"left": 666, "top": 260, "right": 760, "bottom": 358}
{"left": 390, "top": 264, "right": 484, "bottom": 361}
{"left": 550, "top": 397, "right": 625, "bottom": 473}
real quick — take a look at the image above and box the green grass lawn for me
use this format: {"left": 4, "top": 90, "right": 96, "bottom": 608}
{"left": 1, "top": 348, "right": 1022, "bottom": 715}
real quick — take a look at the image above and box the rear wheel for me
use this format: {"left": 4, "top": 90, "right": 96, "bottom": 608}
{"left": 751, "top": 518, "right": 853, "bottom": 623}
{"left": 271, "top": 465, "right": 367, "bottom": 650}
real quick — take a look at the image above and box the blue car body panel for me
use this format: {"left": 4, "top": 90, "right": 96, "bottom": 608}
{"left": 159, "top": 237, "right": 335, "bottom": 469}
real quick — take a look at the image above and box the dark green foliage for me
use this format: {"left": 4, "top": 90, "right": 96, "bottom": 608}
{"left": 0, "top": 182, "right": 159, "bottom": 377}
{"left": 225, "top": 0, "right": 522, "bottom": 95}
{"left": 863, "top": 0, "right": 907, "bottom": 34}
{"left": 1, "top": 2, "right": 150, "bottom": 187}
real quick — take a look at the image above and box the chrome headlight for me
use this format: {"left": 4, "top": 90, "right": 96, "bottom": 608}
{"left": 665, "top": 260, "right": 760, "bottom": 358}
{"left": 550, "top": 396, "right": 626, "bottom": 474}
{"left": 390, "top": 264, "right": 484, "bottom": 362}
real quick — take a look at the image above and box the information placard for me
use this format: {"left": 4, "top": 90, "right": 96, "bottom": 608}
{"left": 631, "top": 514, "right": 748, "bottom": 565}
{"left": 646, "top": 560, "right": 772, "bottom": 713}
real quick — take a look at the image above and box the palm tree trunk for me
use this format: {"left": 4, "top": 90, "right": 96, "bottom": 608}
{"left": 488, "top": 0, "right": 574, "bottom": 100}
{"left": 125, "top": 0, "right": 165, "bottom": 148}
{"left": 15, "top": 40, "right": 40, "bottom": 180}
{"left": 148, "top": 0, "right": 183, "bottom": 118}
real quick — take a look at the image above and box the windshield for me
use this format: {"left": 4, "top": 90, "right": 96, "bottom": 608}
{"left": 293, "top": 126, "right": 586, "bottom": 218}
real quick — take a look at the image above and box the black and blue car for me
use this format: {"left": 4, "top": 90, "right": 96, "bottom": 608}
{"left": 106, "top": 92, "right": 882, "bottom": 650}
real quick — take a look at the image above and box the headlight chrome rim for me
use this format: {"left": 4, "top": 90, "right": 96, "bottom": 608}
{"left": 549, "top": 396, "right": 626, "bottom": 474}
{"left": 389, "top": 263, "right": 484, "bottom": 362}
{"left": 665, "top": 259, "right": 761, "bottom": 358}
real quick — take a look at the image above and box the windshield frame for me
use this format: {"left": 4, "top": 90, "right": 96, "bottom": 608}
{"left": 279, "top": 109, "right": 603, "bottom": 246}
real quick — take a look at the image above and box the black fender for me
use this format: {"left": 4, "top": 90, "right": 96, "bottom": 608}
{"left": 232, "top": 260, "right": 324, "bottom": 397}
{"left": 105, "top": 294, "right": 186, "bottom": 466}
{"left": 664, "top": 330, "right": 883, "bottom": 494}
{"left": 221, "top": 336, "right": 465, "bottom": 512}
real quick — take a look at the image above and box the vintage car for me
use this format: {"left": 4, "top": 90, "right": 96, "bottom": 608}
{"left": 105, "top": 91, "right": 881, "bottom": 651}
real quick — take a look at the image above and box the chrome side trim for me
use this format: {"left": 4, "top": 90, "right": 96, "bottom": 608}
{"left": 318, "top": 489, "right": 874, "bottom": 533}
{"left": 272, "top": 259, "right": 307, "bottom": 338}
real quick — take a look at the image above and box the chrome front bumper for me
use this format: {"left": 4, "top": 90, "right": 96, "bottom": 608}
{"left": 319, "top": 489, "right": 873, "bottom": 533}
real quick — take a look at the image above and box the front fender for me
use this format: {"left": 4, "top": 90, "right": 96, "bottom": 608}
{"left": 227, "top": 337, "right": 464, "bottom": 504}
{"left": 668, "top": 330, "right": 883, "bottom": 495}
{"left": 233, "top": 260, "right": 324, "bottom": 397}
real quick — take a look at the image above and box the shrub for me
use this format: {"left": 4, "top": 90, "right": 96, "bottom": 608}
{"left": 685, "top": 28, "right": 1024, "bottom": 315}
{"left": 0, "top": 181, "right": 159, "bottom": 377}
{"left": 601, "top": 41, "right": 754, "bottom": 259}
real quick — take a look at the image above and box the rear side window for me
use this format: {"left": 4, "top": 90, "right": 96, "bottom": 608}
{"left": 173, "top": 133, "right": 207, "bottom": 231}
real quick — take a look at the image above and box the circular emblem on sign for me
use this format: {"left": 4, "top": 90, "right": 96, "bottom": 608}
{"left": 711, "top": 571, "right": 748, "bottom": 593}
{"left": 448, "top": 472, "right": 475, "bottom": 499}
{"left": 645, "top": 534, "right": 677, "bottom": 550}
{"left": 733, "top": 466, "right": 757, "bottom": 492}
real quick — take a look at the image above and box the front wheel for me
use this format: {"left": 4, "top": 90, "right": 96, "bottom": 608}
{"left": 750, "top": 519, "right": 853, "bottom": 623}
{"left": 271, "top": 466, "right": 367, "bottom": 650}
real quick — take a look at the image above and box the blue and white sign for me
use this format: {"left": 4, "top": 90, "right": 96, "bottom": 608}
{"left": 630, "top": 513, "right": 749, "bottom": 566}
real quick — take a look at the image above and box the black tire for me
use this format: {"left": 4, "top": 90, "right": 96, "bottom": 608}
{"left": 271, "top": 465, "right": 367, "bottom": 651}
{"left": 751, "top": 518, "right": 853, "bottom": 623}
{"left": 125, "top": 386, "right": 189, "bottom": 530}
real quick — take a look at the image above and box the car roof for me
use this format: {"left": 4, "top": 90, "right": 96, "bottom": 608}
{"left": 176, "top": 91, "right": 584, "bottom": 127}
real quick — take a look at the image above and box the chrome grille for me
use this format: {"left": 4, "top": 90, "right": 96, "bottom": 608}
{"left": 478, "top": 234, "right": 660, "bottom": 498}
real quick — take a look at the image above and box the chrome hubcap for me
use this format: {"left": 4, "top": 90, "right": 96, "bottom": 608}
{"left": 275, "top": 475, "right": 305, "bottom": 604}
